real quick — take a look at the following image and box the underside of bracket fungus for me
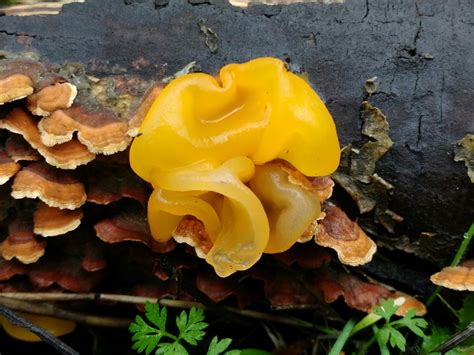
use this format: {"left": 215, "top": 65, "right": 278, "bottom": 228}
{"left": 430, "top": 259, "right": 474, "bottom": 291}
{"left": 130, "top": 57, "right": 376, "bottom": 277}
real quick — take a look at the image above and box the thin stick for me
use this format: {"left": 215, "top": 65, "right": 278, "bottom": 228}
{"left": 0, "top": 306, "right": 79, "bottom": 355}
{"left": 0, "top": 297, "right": 130, "bottom": 328}
{"left": 0, "top": 292, "right": 318, "bottom": 330}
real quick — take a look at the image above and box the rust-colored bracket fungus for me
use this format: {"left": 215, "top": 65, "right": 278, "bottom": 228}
{"left": 430, "top": 259, "right": 474, "bottom": 291}
{"left": 0, "top": 108, "right": 96, "bottom": 169}
{"left": 0, "top": 217, "right": 46, "bottom": 264}
{"left": 0, "top": 60, "right": 45, "bottom": 105}
{"left": 11, "top": 162, "right": 86, "bottom": 210}
{"left": 38, "top": 106, "right": 131, "bottom": 155}
{"left": 33, "top": 202, "right": 83, "bottom": 237}
{"left": 129, "top": 57, "right": 363, "bottom": 277}
{"left": 313, "top": 202, "right": 376, "bottom": 266}
{"left": 0, "top": 151, "right": 21, "bottom": 185}
{"left": 27, "top": 80, "right": 77, "bottom": 117}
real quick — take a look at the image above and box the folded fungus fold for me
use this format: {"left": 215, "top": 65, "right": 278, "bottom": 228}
{"left": 130, "top": 58, "right": 344, "bottom": 277}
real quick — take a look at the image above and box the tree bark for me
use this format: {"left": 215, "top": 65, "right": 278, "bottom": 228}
{"left": 0, "top": 0, "right": 472, "bottom": 264}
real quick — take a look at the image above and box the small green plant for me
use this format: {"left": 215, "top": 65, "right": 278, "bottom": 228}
{"left": 129, "top": 302, "right": 270, "bottom": 355}
{"left": 329, "top": 298, "right": 428, "bottom": 355}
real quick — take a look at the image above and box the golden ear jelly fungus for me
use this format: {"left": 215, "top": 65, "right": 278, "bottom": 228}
{"left": 1, "top": 313, "right": 76, "bottom": 342}
{"left": 130, "top": 57, "right": 340, "bottom": 277}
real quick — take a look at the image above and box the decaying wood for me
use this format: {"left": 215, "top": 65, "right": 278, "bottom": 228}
{"left": 0, "top": 0, "right": 472, "bottom": 280}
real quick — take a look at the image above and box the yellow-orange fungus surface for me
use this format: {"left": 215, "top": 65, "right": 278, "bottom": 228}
{"left": 130, "top": 57, "right": 340, "bottom": 277}
{"left": 1, "top": 313, "right": 76, "bottom": 342}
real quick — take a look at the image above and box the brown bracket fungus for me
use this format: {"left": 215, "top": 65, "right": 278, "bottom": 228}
{"left": 0, "top": 218, "right": 46, "bottom": 264}
{"left": 0, "top": 258, "right": 28, "bottom": 282}
{"left": 11, "top": 162, "right": 86, "bottom": 210}
{"left": 5, "top": 135, "right": 40, "bottom": 162}
{"left": 33, "top": 202, "right": 83, "bottom": 237}
{"left": 27, "top": 81, "right": 77, "bottom": 117}
{"left": 313, "top": 202, "right": 377, "bottom": 266}
{"left": 0, "top": 108, "right": 96, "bottom": 169}
{"left": 38, "top": 106, "right": 132, "bottom": 155}
{"left": 0, "top": 151, "right": 21, "bottom": 185}
{"left": 94, "top": 208, "right": 176, "bottom": 253}
{"left": 430, "top": 259, "right": 474, "bottom": 291}
{"left": 0, "top": 60, "right": 44, "bottom": 105}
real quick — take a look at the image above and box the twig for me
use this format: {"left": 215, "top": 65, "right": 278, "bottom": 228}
{"left": 0, "top": 292, "right": 320, "bottom": 330}
{"left": 432, "top": 321, "right": 474, "bottom": 353}
{"left": 0, "top": 297, "right": 130, "bottom": 328}
{"left": 0, "top": 305, "right": 79, "bottom": 355}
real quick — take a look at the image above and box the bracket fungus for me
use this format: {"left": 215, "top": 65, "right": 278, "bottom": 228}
{"left": 430, "top": 259, "right": 474, "bottom": 291}
{"left": 129, "top": 57, "right": 365, "bottom": 277}
{"left": 11, "top": 162, "right": 86, "bottom": 210}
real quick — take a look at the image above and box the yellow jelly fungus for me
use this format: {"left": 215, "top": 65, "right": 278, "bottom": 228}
{"left": 1, "top": 313, "right": 76, "bottom": 342}
{"left": 130, "top": 57, "right": 340, "bottom": 277}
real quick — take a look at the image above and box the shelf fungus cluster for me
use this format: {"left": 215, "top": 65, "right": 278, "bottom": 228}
{"left": 130, "top": 57, "right": 376, "bottom": 277}
{"left": 0, "top": 57, "right": 154, "bottom": 269}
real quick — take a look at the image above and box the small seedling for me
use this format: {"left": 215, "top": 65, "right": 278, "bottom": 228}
{"left": 129, "top": 302, "right": 270, "bottom": 355}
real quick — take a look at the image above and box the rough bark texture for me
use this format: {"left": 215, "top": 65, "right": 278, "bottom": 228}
{"left": 0, "top": 0, "right": 472, "bottom": 265}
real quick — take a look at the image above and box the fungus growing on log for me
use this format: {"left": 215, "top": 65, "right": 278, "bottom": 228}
{"left": 129, "top": 57, "right": 377, "bottom": 277}
{"left": 430, "top": 259, "right": 474, "bottom": 291}
{"left": 27, "top": 81, "right": 77, "bottom": 117}
{"left": 5, "top": 135, "right": 40, "bottom": 162}
{"left": 313, "top": 202, "right": 376, "bottom": 266}
{"left": 0, "top": 151, "right": 21, "bottom": 185}
{"left": 38, "top": 106, "right": 131, "bottom": 155}
{"left": 0, "top": 217, "right": 46, "bottom": 264}
{"left": 0, "top": 60, "right": 44, "bottom": 105}
{"left": 0, "top": 108, "right": 95, "bottom": 169}
{"left": 11, "top": 162, "right": 86, "bottom": 210}
{"left": 33, "top": 202, "right": 83, "bottom": 237}
{"left": 94, "top": 207, "right": 176, "bottom": 253}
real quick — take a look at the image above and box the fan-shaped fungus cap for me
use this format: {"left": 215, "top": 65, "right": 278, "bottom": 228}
{"left": 33, "top": 202, "right": 83, "bottom": 237}
{"left": 0, "top": 151, "right": 21, "bottom": 185}
{"left": 11, "top": 162, "right": 86, "bottom": 210}
{"left": 0, "top": 218, "right": 46, "bottom": 264}
{"left": 38, "top": 106, "right": 131, "bottom": 155}
{"left": 0, "top": 60, "right": 44, "bottom": 105}
{"left": 5, "top": 135, "right": 40, "bottom": 162}
{"left": 0, "top": 313, "right": 76, "bottom": 342}
{"left": 312, "top": 202, "right": 376, "bottom": 265}
{"left": 430, "top": 260, "right": 474, "bottom": 291}
{"left": 130, "top": 57, "right": 340, "bottom": 277}
{"left": 0, "top": 108, "right": 95, "bottom": 169}
{"left": 27, "top": 81, "right": 77, "bottom": 117}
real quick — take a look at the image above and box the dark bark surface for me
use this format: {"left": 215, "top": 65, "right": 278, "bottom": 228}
{"left": 0, "top": 0, "right": 472, "bottom": 264}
